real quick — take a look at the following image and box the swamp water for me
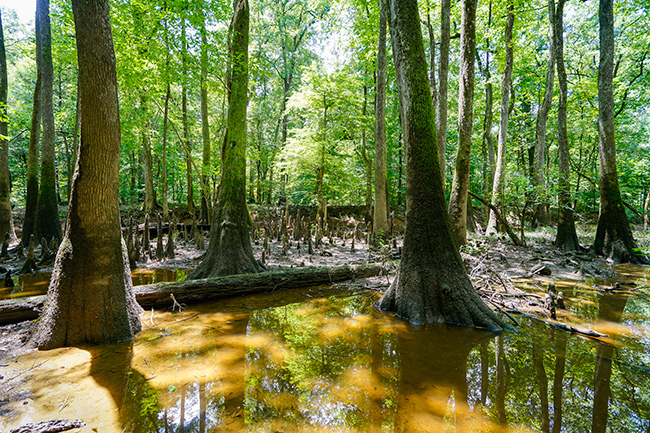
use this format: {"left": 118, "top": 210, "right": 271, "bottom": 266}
{"left": 0, "top": 268, "right": 190, "bottom": 301}
{"left": 1, "top": 270, "right": 650, "bottom": 432}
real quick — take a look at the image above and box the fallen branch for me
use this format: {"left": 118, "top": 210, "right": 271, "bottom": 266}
{"left": 0, "top": 263, "right": 384, "bottom": 326}
{"left": 506, "top": 309, "right": 609, "bottom": 339}
{"left": 10, "top": 419, "right": 85, "bottom": 433}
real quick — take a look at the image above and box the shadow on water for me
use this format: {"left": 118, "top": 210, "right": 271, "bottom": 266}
{"left": 3, "top": 279, "right": 650, "bottom": 432}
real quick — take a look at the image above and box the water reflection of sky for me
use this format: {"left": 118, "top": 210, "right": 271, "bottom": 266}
{"left": 2, "top": 278, "right": 650, "bottom": 432}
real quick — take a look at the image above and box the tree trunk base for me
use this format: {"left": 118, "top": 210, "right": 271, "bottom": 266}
{"left": 376, "top": 265, "right": 507, "bottom": 330}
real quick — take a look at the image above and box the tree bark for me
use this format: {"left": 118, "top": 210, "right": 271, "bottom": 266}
{"left": 2, "top": 264, "right": 384, "bottom": 325}
{"left": 593, "top": 0, "right": 648, "bottom": 264}
{"left": 377, "top": 0, "right": 505, "bottom": 330}
{"left": 30, "top": 0, "right": 142, "bottom": 349}
{"left": 34, "top": 0, "right": 62, "bottom": 246}
{"left": 161, "top": 83, "right": 170, "bottom": 219}
{"left": 553, "top": 0, "right": 581, "bottom": 252}
{"left": 0, "top": 12, "right": 17, "bottom": 244}
{"left": 181, "top": 14, "right": 195, "bottom": 215}
{"left": 436, "top": 0, "right": 451, "bottom": 184}
{"left": 190, "top": 0, "right": 262, "bottom": 278}
{"left": 448, "top": 0, "right": 478, "bottom": 247}
{"left": 478, "top": 2, "right": 495, "bottom": 206}
{"left": 140, "top": 95, "right": 159, "bottom": 214}
{"left": 486, "top": 0, "right": 515, "bottom": 236}
{"left": 360, "top": 85, "right": 372, "bottom": 225}
{"left": 373, "top": 0, "right": 389, "bottom": 242}
{"left": 199, "top": 11, "right": 211, "bottom": 224}
{"left": 531, "top": 0, "right": 557, "bottom": 228}
{"left": 24, "top": 6, "right": 45, "bottom": 247}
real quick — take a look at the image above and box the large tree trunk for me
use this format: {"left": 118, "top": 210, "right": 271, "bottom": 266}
{"left": 448, "top": 0, "right": 478, "bottom": 247}
{"left": 486, "top": 0, "right": 515, "bottom": 236}
{"left": 373, "top": 0, "right": 389, "bottom": 242}
{"left": 68, "top": 79, "right": 80, "bottom": 202}
{"left": 377, "top": 0, "right": 505, "bottom": 330}
{"left": 30, "top": 0, "right": 142, "bottom": 349}
{"left": 531, "top": 0, "right": 557, "bottom": 229}
{"left": 593, "top": 0, "right": 648, "bottom": 264}
{"left": 199, "top": 12, "right": 211, "bottom": 224}
{"left": 0, "top": 12, "right": 17, "bottom": 244}
{"left": 190, "top": 0, "right": 262, "bottom": 278}
{"left": 436, "top": 0, "right": 451, "bottom": 184}
{"left": 553, "top": 0, "right": 580, "bottom": 252}
{"left": 34, "top": 0, "right": 62, "bottom": 246}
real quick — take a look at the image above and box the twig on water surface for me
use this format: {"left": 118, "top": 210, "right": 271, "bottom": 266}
{"left": 58, "top": 396, "right": 69, "bottom": 412}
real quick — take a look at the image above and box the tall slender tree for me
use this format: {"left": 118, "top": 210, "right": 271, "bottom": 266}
{"left": 593, "top": 0, "right": 647, "bottom": 263}
{"left": 531, "top": 0, "right": 557, "bottom": 228}
{"left": 199, "top": 9, "right": 211, "bottom": 224}
{"left": 448, "top": 0, "right": 478, "bottom": 247}
{"left": 181, "top": 11, "right": 195, "bottom": 215}
{"left": 554, "top": 0, "right": 580, "bottom": 252}
{"left": 31, "top": 0, "right": 142, "bottom": 349}
{"left": 23, "top": 6, "right": 44, "bottom": 246}
{"left": 372, "top": 0, "right": 389, "bottom": 242}
{"left": 486, "top": 0, "right": 515, "bottom": 236}
{"left": 34, "top": 0, "right": 62, "bottom": 245}
{"left": 436, "top": 0, "right": 451, "bottom": 183}
{"left": 376, "top": 0, "right": 505, "bottom": 330}
{"left": 0, "top": 11, "right": 17, "bottom": 243}
{"left": 190, "top": 0, "right": 263, "bottom": 278}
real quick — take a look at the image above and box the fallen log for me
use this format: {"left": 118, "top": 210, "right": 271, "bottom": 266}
{"left": 0, "top": 263, "right": 384, "bottom": 326}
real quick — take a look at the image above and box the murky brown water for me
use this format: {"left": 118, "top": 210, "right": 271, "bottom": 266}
{"left": 0, "top": 267, "right": 190, "bottom": 300}
{"left": 2, "top": 269, "right": 650, "bottom": 432}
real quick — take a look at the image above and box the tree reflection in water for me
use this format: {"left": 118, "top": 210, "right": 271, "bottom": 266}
{"left": 73, "top": 288, "right": 650, "bottom": 432}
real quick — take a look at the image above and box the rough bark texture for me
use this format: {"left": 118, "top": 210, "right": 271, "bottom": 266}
{"left": 593, "top": 0, "right": 647, "bottom": 264}
{"left": 377, "top": 0, "right": 505, "bottom": 330}
{"left": 436, "top": 0, "right": 451, "bottom": 184}
{"left": 190, "top": 0, "right": 262, "bottom": 279}
{"left": 531, "top": 0, "right": 557, "bottom": 228}
{"left": 448, "top": 0, "right": 478, "bottom": 247}
{"left": 486, "top": 0, "right": 514, "bottom": 236}
{"left": 553, "top": 0, "right": 581, "bottom": 252}
{"left": 372, "top": 0, "right": 389, "bottom": 241}
{"left": 30, "top": 0, "right": 142, "bottom": 349}
{"left": 34, "top": 0, "right": 62, "bottom": 246}
{"left": 0, "top": 264, "right": 384, "bottom": 325}
{"left": 0, "top": 12, "right": 17, "bottom": 243}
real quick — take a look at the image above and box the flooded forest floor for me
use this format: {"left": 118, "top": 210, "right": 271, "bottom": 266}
{"left": 2, "top": 205, "right": 650, "bottom": 432}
